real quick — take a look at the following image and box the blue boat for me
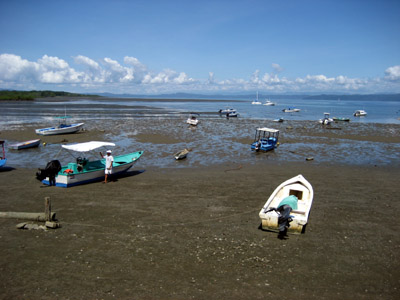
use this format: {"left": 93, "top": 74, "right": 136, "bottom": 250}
{"left": 251, "top": 128, "right": 280, "bottom": 152}
{"left": 0, "top": 140, "right": 6, "bottom": 167}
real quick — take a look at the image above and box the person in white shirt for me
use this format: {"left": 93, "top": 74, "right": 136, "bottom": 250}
{"left": 100, "top": 149, "right": 114, "bottom": 183}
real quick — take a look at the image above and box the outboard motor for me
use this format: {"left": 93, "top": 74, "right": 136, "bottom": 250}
{"left": 36, "top": 160, "right": 61, "bottom": 186}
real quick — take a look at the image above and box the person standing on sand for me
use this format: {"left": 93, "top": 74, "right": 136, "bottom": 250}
{"left": 100, "top": 150, "right": 114, "bottom": 183}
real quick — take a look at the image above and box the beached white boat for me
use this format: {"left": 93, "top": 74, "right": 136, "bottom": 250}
{"left": 354, "top": 110, "right": 367, "bottom": 117}
{"left": 318, "top": 112, "right": 333, "bottom": 125}
{"left": 40, "top": 141, "right": 143, "bottom": 187}
{"left": 36, "top": 122, "right": 84, "bottom": 135}
{"left": 186, "top": 113, "right": 199, "bottom": 126}
{"left": 259, "top": 174, "right": 314, "bottom": 234}
{"left": 9, "top": 139, "right": 41, "bottom": 150}
{"left": 218, "top": 108, "right": 236, "bottom": 114}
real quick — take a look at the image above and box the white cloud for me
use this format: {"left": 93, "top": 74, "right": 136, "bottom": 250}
{"left": 0, "top": 53, "right": 399, "bottom": 94}
{"left": 385, "top": 65, "right": 400, "bottom": 81}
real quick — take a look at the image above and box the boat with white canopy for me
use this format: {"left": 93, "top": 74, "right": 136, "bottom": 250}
{"left": 40, "top": 141, "right": 143, "bottom": 187}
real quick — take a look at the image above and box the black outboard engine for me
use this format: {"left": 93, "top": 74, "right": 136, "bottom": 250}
{"left": 277, "top": 204, "right": 293, "bottom": 234}
{"left": 36, "top": 160, "right": 61, "bottom": 186}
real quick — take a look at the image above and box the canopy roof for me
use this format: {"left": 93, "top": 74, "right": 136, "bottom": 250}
{"left": 62, "top": 141, "right": 115, "bottom": 152}
{"left": 256, "top": 127, "right": 279, "bottom": 133}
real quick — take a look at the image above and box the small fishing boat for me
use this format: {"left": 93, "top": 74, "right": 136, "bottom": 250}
{"left": 9, "top": 139, "right": 41, "bottom": 150}
{"left": 354, "top": 110, "right": 367, "bottom": 117}
{"left": 332, "top": 117, "right": 350, "bottom": 122}
{"left": 259, "top": 174, "right": 314, "bottom": 234}
{"left": 282, "top": 108, "right": 300, "bottom": 113}
{"left": 273, "top": 118, "right": 284, "bottom": 123}
{"left": 186, "top": 113, "right": 199, "bottom": 126}
{"left": 263, "top": 99, "right": 276, "bottom": 106}
{"left": 218, "top": 108, "right": 236, "bottom": 114}
{"left": 38, "top": 141, "right": 143, "bottom": 187}
{"left": 251, "top": 128, "right": 279, "bottom": 152}
{"left": 318, "top": 112, "right": 333, "bottom": 125}
{"left": 0, "top": 140, "right": 6, "bottom": 167}
{"left": 36, "top": 116, "right": 84, "bottom": 136}
{"left": 174, "top": 148, "right": 190, "bottom": 160}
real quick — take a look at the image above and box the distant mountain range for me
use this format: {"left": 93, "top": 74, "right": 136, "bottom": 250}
{"left": 1, "top": 89, "right": 399, "bottom": 101}
{"left": 98, "top": 92, "right": 400, "bottom": 101}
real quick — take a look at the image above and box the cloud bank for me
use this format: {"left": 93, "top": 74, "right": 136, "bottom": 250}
{"left": 0, "top": 53, "right": 399, "bottom": 94}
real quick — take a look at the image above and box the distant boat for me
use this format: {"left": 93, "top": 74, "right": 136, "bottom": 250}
{"left": 252, "top": 92, "right": 262, "bottom": 105}
{"left": 35, "top": 115, "right": 84, "bottom": 136}
{"left": 354, "top": 110, "right": 367, "bottom": 117}
{"left": 282, "top": 108, "right": 300, "bottom": 113}
{"left": 186, "top": 113, "right": 199, "bottom": 126}
{"left": 259, "top": 174, "right": 314, "bottom": 234}
{"left": 218, "top": 108, "right": 238, "bottom": 118}
{"left": 251, "top": 127, "right": 279, "bottom": 152}
{"left": 332, "top": 117, "right": 350, "bottom": 122}
{"left": 9, "top": 139, "right": 41, "bottom": 150}
{"left": 318, "top": 112, "right": 333, "bottom": 125}
{"left": 263, "top": 99, "right": 276, "bottom": 106}
{"left": 273, "top": 118, "right": 284, "bottom": 123}
{"left": 0, "top": 140, "right": 6, "bottom": 167}
{"left": 174, "top": 148, "right": 190, "bottom": 160}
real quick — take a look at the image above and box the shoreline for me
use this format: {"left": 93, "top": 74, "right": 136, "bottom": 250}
{"left": 0, "top": 162, "right": 399, "bottom": 299}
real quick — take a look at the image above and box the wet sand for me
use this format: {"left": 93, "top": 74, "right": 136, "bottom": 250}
{"left": 0, "top": 118, "right": 400, "bottom": 299}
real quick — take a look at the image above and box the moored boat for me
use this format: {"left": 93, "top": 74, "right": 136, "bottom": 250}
{"left": 318, "top": 112, "right": 333, "bottom": 125}
{"left": 186, "top": 113, "right": 199, "bottom": 126}
{"left": 0, "top": 140, "right": 6, "bottom": 167}
{"left": 259, "top": 174, "right": 314, "bottom": 234}
{"left": 332, "top": 117, "right": 350, "bottom": 122}
{"left": 263, "top": 99, "right": 276, "bottom": 106}
{"left": 9, "top": 139, "right": 41, "bottom": 150}
{"left": 36, "top": 115, "right": 84, "bottom": 136}
{"left": 282, "top": 108, "right": 300, "bottom": 113}
{"left": 354, "top": 110, "right": 367, "bottom": 117}
{"left": 38, "top": 141, "right": 143, "bottom": 187}
{"left": 251, "top": 128, "right": 279, "bottom": 152}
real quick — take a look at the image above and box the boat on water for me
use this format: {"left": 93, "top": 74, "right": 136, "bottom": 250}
{"left": 259, "top": 174, "right": 314, "bottom": 234}
{"left": 251, "top": 128, "right": 279, "bottom": 152}
{"left": 251, "top": 92, "right": 262, "bottom": 105}
{"left": 35, "top": 116, "right": 84, "bottom": 136}
{"left": 263, "top": 99, "right": 276, "bottom": 106}
{"left": 318, "top": 112, "right": 333, "bottom": 125}
{"left": 354, "top": 110, "right": 367, "bottom": 117}
{"left": 38, "top": 141, "right": 143, "bottom": 187}
{"left": 174, "top": 148, "right": 190, "bottom": 160}
{"left": 0, "top": 141, "right": 6, "bottom": 167}
{"left": 186, "top": 113, "right": 199, "bottom": 126}
{"left": 218, "top": 108, "right": 238, "bottom": 118}
{"left": 9, "top": 139, "right": 41, "bottom": 150}
{"left": 282, "top": 108, "right": 300, "bottom": 113}
{"left": 332, "top": 117, "right": 350, "bottom": 122}
{"left": 273, "top": 118, "right": 284, "bottom": 123}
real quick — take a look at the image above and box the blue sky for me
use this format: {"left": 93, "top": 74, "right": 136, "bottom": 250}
{"left": 0, "top": 0, "right": 399, "bottom": 94}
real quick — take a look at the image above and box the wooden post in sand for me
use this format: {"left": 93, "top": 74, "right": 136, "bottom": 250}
{"left": 45, "top": 197, "right": 51, "bottom": 221}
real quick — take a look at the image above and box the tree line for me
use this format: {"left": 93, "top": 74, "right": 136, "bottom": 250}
{"left": 0, "top": 90, "right": 97, "bottom": 100}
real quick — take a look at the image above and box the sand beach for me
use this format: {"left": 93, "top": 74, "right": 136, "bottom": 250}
{"left": 0, "top": 108, "right": 399, "bottom": 299}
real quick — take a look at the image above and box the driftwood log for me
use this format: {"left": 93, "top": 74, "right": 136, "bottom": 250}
{"left": 0, "top": 196, "right": 56, "bottom": 222}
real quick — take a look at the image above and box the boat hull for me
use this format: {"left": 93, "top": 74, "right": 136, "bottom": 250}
{"left": 9, "top": 139, "right": 41, "bottom": 150}
{"left": 259, "top": 175, "right": 314, "bottom": 234}
{"left": 42, "top": 151, "right": 143, "bottom": 187}
{"left": 0, "top": 159, "right": 6, "bottom": 167}
{"left": 35, "top": 123, "right": 84, "bottom": 136}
